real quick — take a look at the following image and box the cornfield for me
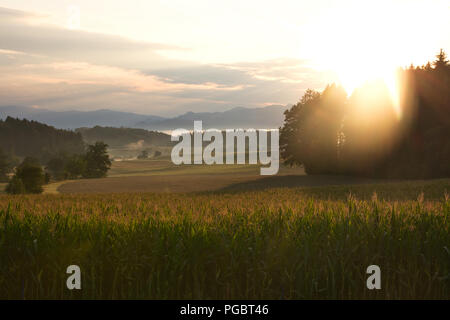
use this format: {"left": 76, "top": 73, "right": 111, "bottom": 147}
{"left": 0, "top": 183, "right": 449, "bottom": 299}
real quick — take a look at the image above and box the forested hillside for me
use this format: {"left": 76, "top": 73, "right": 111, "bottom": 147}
{"left": 0, "top": 117, "right": 85, "bottom": 162}
{"left": 76, "top": 126, "right": 172, "bottom": 147}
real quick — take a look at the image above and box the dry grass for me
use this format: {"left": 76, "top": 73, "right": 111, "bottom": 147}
{"left": 57, "top": 160, "right": 306, "bottom": 193}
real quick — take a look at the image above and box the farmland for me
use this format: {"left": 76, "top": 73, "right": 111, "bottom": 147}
{"left": 0, "top": 159, "right": 448, "bottom": 299}
{"left": 56, "top": 160, "right": 305, "bottom": 193}
{"left": 51, "top": 159, "right": 389, "bottom": 194}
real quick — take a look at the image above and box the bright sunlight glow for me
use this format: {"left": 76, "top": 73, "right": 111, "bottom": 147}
{"left": 303, "top": 1, "right": 449, "bottom": 119}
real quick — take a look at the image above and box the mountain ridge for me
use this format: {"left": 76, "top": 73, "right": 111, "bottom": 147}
{"left": 135, "top": 105, "right": 288, "bottom": 130}
{"left": 0, "top": 105, "right": 288, "bottom": 130}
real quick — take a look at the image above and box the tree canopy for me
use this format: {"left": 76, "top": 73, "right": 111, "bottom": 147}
{"left": 83, "top": 142, "right": 112, "bottom": 178}
{"left": 6, "top": 157, "right": 45, "bottom": 194}
{"left": 0, "top": 117, "right": 85, "bottom": 163}
{"left": 280, "top": 49, "right": 450, "bottom": 178}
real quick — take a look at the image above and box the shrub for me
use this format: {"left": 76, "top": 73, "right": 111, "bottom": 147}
{"left": 5, "top": 175, "right": 25, "bottom": 194}
{"left": 153, "top": 150, "right": 162, "bottom": 158}
{"left": 6, "top": 157, "right": 45, "bottom": 194}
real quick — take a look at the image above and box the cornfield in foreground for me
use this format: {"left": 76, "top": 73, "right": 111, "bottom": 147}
{"left": 0, "top": 182, "right": 449, "bottom": 299}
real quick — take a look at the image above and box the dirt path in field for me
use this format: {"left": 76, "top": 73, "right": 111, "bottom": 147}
{"left": 43, "top": 180, "right": 78, "bottom": 194}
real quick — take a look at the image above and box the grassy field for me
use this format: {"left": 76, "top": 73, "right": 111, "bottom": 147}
{"left": 0, "top": 163, "right": 448, "bottom": 299}
{"left": 54, "top": 159, "right": 396, "bottom": 194}
{"left": 57, "top": 160, "right": 307, "bottom": 193}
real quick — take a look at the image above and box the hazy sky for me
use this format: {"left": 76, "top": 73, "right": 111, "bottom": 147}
{"left": 0, "top": 0, "right": 449, "bottom": 116}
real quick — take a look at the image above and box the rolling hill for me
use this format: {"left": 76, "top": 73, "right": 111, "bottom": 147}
{"left": 0, "top": 106, "right": 164, "bottom": 129}
{"left": 0, "top": 105, "right": 288, "bottom": 130}
{"left": 135, "top": 105, "right": 287, "bottom": 130}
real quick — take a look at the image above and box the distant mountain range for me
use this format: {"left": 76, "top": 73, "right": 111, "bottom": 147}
{"left": 135, "top": 106, "right": 287, "bottom": 130}
{"left": 0, "top": 106, "right": 164, "bottom": 129}
{"left": 0, "top": 105, "right": 288, "bottom": 130}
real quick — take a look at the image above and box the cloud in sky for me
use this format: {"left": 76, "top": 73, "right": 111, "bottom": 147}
{"left": 0, "top": 5, "right": 367, "bottom": 116}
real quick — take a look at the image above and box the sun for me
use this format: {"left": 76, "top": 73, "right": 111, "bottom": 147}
{"left": 331, "top": 49, "right": 402, "bottom": 118}
{"left": 302, "top": 1, "right": 449, "bottom": 119}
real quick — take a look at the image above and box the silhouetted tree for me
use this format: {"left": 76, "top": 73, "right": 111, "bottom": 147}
{"left": 83, "top": 142, "right": 111, "bottom": 178}
{"left": 340, "top": 80, "right": 398, "bottom": 176}
{"left": 433, "top": 49, "right": 449, "bottom": 70}
{"left": 280, "top": 89, "right": 321, "bottom": 168}
{"left": 6, "top": 157, "right": 45, "bottom": 194}
{"left": 280, "top": 85, "right": 347, "bottom": 174}
{"left": 280, "top": 49, "right": 450, "bottom": 179}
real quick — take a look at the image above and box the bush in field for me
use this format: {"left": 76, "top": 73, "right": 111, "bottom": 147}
{"left": 6, "top": 157, "right": 45, "bottom": 194}
{"left": 153, "top": 150, "right": 162, "bottom": 158}
{"left": 137, "top": 150, "right": 149, "bottom": 159}
{"left": 5, "top": 175, "right": 25, "bottom": 194}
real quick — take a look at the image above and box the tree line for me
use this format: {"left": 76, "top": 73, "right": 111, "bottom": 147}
{"left": 0, "top": 117, "right": 85, "bottom": 163}
{"left": 280, "top": 49, "right": 450, "bottom": 178}
{"left": 76, "top": 126, "right": 173, "bottom": 147}
{"left": 0, "top": 117, "right": 112, "bottom": 194}
{"left": 1, "top": 142, "right": 111, "bottom": 194}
